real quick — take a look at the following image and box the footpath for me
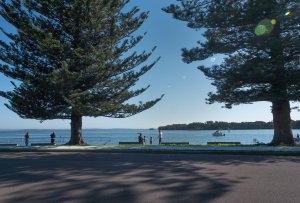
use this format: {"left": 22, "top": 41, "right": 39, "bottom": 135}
{"left": 1, "top": 144, "right": 300, "bottom": 155}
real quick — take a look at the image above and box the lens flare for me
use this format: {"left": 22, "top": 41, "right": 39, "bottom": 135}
{"left": 255, "top": 25, "right": 267, "bottom": 35}
{"left": 271, "top": 19, "right": 277, "bottom": 25}
{"left": 255, "top": 19, "right": 274, "bottom": 36}
{"left": 285, "top": 11, "right": 291, "bottom": 16}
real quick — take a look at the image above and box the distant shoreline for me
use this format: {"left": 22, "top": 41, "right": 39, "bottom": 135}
{"left": 158, "top": 120, "right": 300, "bottom": 131}
{"left": 158, "top": 129, "right": 299, "bottom": 131}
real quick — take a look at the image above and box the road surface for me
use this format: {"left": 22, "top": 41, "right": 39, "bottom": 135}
{"left": 0, "top": 152, "right": 300, "bottom": 203}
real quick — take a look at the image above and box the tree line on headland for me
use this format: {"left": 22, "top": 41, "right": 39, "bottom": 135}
{"left": 159, "top": 121, "right": 300, "bottom": 131}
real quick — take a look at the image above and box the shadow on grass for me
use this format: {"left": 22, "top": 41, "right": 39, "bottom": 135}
{"left": 0, "top": 152, "right": 299, "bottom": 203}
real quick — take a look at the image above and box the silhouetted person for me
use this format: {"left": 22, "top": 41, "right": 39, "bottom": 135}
{"left": 50, "top": 132, "right": 56, "bottom": 144}
{"left": 24, "top": 132, "right": 29, "bottom": 146}
{"left": 138, "top": 133, "right": 143, "bottom": 144}
{"left": 150, "top": 136, "right": 153, "bottom": 145}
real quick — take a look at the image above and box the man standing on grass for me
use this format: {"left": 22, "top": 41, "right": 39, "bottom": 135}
{"left": 159, "top": 130, "right": 163, "bottom": 144}
{"left": 50, "top": 132, "right": 56, "bottom": 145}
{"left": 24, "top": 132, "right": 29, "bottom": 146}
{"left": 138, "top": 133, "right": 143, "bottom": 144}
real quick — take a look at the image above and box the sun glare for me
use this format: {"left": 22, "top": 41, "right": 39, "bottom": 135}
{"left": 255, "top": 19, "right": 274, "bottom": 36}
{"left": 285, "top": 11, "right": 291, "bottom": 16}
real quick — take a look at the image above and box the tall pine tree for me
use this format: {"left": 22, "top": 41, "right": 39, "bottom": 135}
{"left": 0, "top": 0, "right": 163, "bottom": 145}
{"left": 164, "top": 0, "right": 300, "bottom": 145}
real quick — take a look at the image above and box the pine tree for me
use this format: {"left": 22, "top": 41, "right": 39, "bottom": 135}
{"left": 164, "top": 0, "right": 300, "bottom": 145}
{"left": 0, "top": 0, "right": 163, "bottom": 145}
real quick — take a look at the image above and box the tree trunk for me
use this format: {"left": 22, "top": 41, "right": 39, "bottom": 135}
{"left": 67, "top": 113, "right": 85, "bottom": 145}
{"left": 270, "top": 100, "right": 295, "bottom": 145}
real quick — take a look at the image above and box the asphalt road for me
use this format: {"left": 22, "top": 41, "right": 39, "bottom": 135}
{"left": 0, "top": 152, "right": 300, "bottom": 203}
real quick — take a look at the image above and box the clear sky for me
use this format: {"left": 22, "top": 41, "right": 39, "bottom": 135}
{"left": 0, "top": 0, "right": 299, "bottom": 129}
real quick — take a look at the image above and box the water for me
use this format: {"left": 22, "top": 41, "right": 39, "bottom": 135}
{"left": 1, "top": 129, "right": 300, "bottom": 146}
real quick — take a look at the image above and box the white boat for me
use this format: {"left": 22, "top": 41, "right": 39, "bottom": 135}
{"left": 212, "top": 130, "right": 225, "bottom": 136}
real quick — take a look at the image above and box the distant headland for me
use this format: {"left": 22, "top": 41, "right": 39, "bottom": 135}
{"left": 158, "top": 121, "right": 300, "bottom": 130}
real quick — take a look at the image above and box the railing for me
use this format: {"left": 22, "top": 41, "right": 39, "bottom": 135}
{"left": 0, "top": 136, "right": 112, "bottom": 146}
{"left": 0, "top": 137, "right": 23, "bottom": 145}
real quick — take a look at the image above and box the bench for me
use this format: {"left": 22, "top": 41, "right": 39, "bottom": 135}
{"left": 0, "top": 144, "right": 18, "bottom": 147}
{"left": 207, "top": 142, "right": 241, "bottom": 145}
{"left": 162, "top": 142, "right": 190, "bottom": 145}
{"left": 119, "top": 142, "right": 142, "bottom": 145}
{"left": 31, "top": 143, "right": 54, "bottom": 146}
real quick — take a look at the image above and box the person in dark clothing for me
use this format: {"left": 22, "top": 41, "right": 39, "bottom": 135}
{"left": 24, "top": 132, "right": 29, "bottom": 146}
{"left": 50, "top": 132, "right": 56, "bottom": 144}
{"left": 138, "top": 133, "right": 143, "bottom": 144}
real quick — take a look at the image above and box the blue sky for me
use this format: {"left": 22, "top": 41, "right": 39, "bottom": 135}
{"left": 0, "top": 0, "right": 299, "bottom": 129}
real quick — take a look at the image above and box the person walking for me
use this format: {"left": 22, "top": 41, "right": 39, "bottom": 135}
{"left": 24, "top": 132, "right": 29, "bottom": 146}
{"left": 159, "top": 129, "right": 163, "bottom": 144}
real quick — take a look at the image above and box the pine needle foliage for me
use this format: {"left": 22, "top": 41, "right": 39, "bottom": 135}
{"left": 164, "top": 0, "right": 300, "bottom": 145}
{"left": 0, "top": 0, "right": 163, "bottom": 144}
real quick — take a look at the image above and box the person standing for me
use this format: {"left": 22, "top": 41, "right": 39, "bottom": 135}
{"left": 50, "top": 132, "right": 56, "bottom": 144}
{"left": 158, "top": 129, "right": 163, "bottom": 144}
{"left": 24, "top": 132, "right": 29, "bottom": 146}
{"left": 150, "top": 136, "right": 153, "bottom": 145}
{"left": 138, "top": 133, "right": 143, "bottom": 144}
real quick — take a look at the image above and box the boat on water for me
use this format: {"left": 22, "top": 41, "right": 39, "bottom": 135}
{"left": 212, "top": 130, "right": 225, "bottom": 136}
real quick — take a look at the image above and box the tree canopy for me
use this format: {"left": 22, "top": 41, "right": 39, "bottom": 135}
{"left": 164, "top": 0, "right": 300, "bottom": 145}
{"left": 0, "top": 0, "right": 163, "bottom": 144}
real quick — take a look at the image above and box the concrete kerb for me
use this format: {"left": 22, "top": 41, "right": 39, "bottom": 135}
{"left": 1, "top": 145, "right": 300, "bottom": 155}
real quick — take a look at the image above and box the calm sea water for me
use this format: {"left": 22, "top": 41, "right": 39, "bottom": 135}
{"left": 1, "top": 129, "right": 300, "bottom": 146}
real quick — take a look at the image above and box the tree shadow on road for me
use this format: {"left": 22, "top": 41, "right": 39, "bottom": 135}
{"left": 0, "top": 152, "right": 298, "bottom": 203}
